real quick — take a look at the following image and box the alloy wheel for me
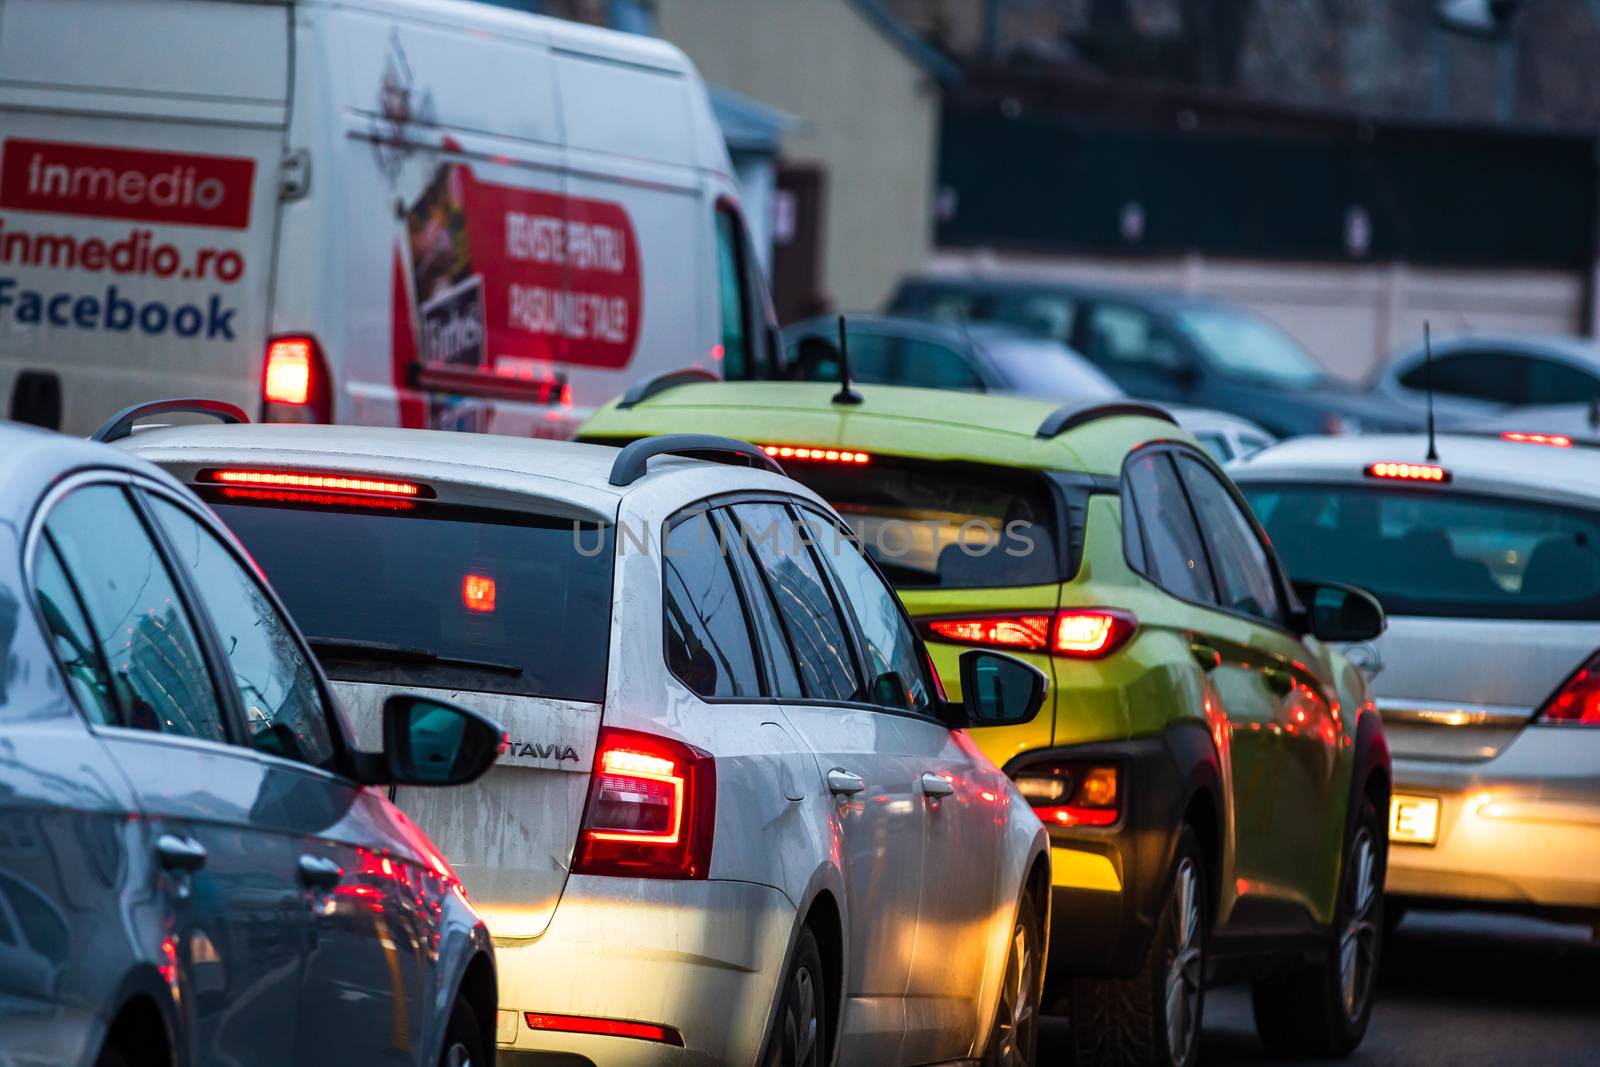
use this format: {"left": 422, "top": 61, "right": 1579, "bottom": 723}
{"left": 766, "top": 963, "right": 820, "bottom": 1067}
{"left": 442, "top": 1042, "right": 472, "bottom": 1067}
{"left": 1164, "top": 857, "right": 1203, "bottom": 1066}
{"left": 1339, "top": 828, "right": 1380, "bottom": 1021}
{"left": 990, "top": 919, "right": 1037, "bottom": 1066}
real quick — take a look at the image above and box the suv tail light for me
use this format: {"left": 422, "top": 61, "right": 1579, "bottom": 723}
{"left": 1535, "top": 653, "right": 1600, "bottom": 725}
{"left": 572, "top": 727, "right": 716, "bottom": 879}
{"left": 922, "top": 609, "right": 1136, "bottom": 659}
{"left": 263, "top": 335, "right": 332, "bottom": 423}
{"left": 1014, "top": 761, "right": 1121, "bottom": 827}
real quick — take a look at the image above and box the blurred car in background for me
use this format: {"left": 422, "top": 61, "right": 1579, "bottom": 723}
{"left": 1231, "top": 433, "right": 1600, "bottom": 932}
{"left": 888, "top": 274, "right": 1421, "bottom": 437}
{"left": 1368, "top": 334, "right": 1600, "bottom": 428}
{"left": 1169, "top": 405, "right": 1276, "bottom": 464}
{"left": 0, "top": 412, "right": 501, "bottom": 1067}
{"left": 782, "top": 313, "right": 1123, "bottom": 400}
{"left": 584, "top": 382, "right": 1393, "bottom": 1066}
{"left": 120, "top": 413, "right": 1053, "bottom": 1067}
{"left": 1465, "top": 402, "right": 1600, "bottom": 444}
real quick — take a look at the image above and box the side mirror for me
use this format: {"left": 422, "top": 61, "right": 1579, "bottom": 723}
{"left": 1294, "top": 580, "right": 1387, "bottom": 643}
{"left": 958, "top": 649, "right": 1048, "bottom": 728}
{"left": 376, "top": 694, "right": 504, "bottom": 787}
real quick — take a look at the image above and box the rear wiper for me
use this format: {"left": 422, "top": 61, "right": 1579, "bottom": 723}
{"left": 306, "top": 637, "right": 523, "bottom": 676}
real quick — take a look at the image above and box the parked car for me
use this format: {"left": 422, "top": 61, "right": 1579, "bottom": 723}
{"left": 118, "top": 407, "right": 1054, "bottom": 1066}
{"left": 1368, "top": 334, "right": 1600, "bottom": 427}
{"left": 1168, "top": 405, "right": 1276, "bottom": 464}
{"left": 1, "top": 0, "right": 775, "bottom": 437}
{"left": 1231, "top": 432, "right": 1600, "bottom": 932}
{"left": 1465, "top": 401, "right": 1600, "bottom": 444}
{"left": 582, "top": 380, "right": 1393, "bottom": 1066}
{"left": 782, "top": 314, "right": 1122, "bottom": 400}
{"left": 0, "top": 411, "right": 502, "bottom": 1067}
{"left": 889, "top": 274, "right": 1421, "bottom": 437}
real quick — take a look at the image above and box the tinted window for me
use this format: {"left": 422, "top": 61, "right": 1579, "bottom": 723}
{"left": 33, "top": 537, "right": 118, "bottom": 725}
{"left": 47, "top": 485, "right": 226, "bottom": 741}
{"left": 720, "top": 512, "right": 805, "bottom": 698}
{"left": 1178, "top": 456, "right": 1283, "bottom": 625}
{"left": 782, "top": 458, "right": 1064, "bottom": 589}
{"left": 715, "top": 207, "right": 750, "bottom": 379}
{"left": 1176, "top": 308, "right": 1325, "bottom": 388}
{"left": 1398, "top": 351, "right": 1530, "bottom": 404}
{"left": 1124, "top": 453, "right": 1216, "bottom": 603}
{"left": 662, "top": 511, "right": 762, "bottom": 698}
{"left": 800, "top": 511, "right": 932, "bottom": 714}
{"left": 149, "top": 497, "right": 337, "bottom": 771}
{"left": 991, "top": 293, "right": 1076, "bottom": 344}
{"left": 207, "top": 498, "right": 615, "bottom": 703}
{"left": 730, "top": 502, "right": 861, "bottom": 703}
{"left": 1083, "top": 305, "right": 1186, "bottom": 374}
{"left": 897, "top": 338, "right": 984, "bottom": 391}
{"left": 787, "top": 330, "right": 982, "bottom": 390}
{"left": 1246, "top": 483, "right": 1600, "bottom": 620}
{"left": 1526, "top": 359, "right": 1600, "bottom": 405}
{"left": 983, "top": 338, "right": 1122, "bottom": 400}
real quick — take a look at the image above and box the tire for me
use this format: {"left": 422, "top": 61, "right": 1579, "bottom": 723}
{"left": 1252, "top": 796, "right": 1385, "bottom": 1058}
{"left": 439, "top": 996, "right": 487, "bottom": 1067}
{"left": 983, "top": 888, "right": 1042, "bottom": 1067}
{"left": 762, "top": 925, "right": 827, "bottom": 1067}
{"left": 1071, "top": 825, "right": 1207, "bottom": 1067}
{"left": 93, "top": 1046, "right": 129, "bottom": 1067}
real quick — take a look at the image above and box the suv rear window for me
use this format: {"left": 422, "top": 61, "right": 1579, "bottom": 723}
{"left": 1243, "top": 483, "right": 1600, "bottom": 620}
{"left": 782, "top": 458, "right": 1066, "bottom": 589}
{"left": 206, "top": 497, "right": 614, "bottom": 702}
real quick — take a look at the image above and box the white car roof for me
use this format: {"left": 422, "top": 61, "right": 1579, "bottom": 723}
{"left": 1230, "top": 432, "right": 1600, "bottom": 508}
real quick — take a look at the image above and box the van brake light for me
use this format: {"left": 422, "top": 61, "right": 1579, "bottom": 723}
{"left": 262, "top": 335, "right": 332, "bottom": 422}
{"left": 572, "top": 727, "right": 716, "bottom": 879}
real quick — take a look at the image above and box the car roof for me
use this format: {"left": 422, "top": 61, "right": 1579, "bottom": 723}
{"left": 0, "top": 420, "right": 188, "bottom": 524}
{"left": 1385, "top": 333, "right": 1600, "bottom": 369}
{"left": 580, "top": 381, "right": 1194, "bottom": 478}
{"left": 1229, "top": 432, "right": 1600, "bottom": 506}
{"left": 1166, "top": 405, "right": 1273, "bottom": 439}
{"left": 897, "top": 272, "right": 1224, "bottom": 314}
{"left": 782, "top": 313, "right": 1030, "bottom": 351}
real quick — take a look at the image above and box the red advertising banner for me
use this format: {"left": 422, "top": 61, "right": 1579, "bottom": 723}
{"left": 0, "top": 139, "right": 255, "bottom": 229}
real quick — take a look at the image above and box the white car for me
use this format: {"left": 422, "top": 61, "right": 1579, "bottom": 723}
{"left": 1230, "top": 432, "right": 1600, "bottom": 928}
{"left": 115, "top": 404, "right": 1053, "bottom": 1066}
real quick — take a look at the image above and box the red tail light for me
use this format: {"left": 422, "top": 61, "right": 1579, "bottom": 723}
{"left": 923, "top": 610, "right": 1136, "bottom": 659}
{"left": 263, "top": 335, "right": 332, "bottom": 422}
{"left": 1501, "top": 431, "right": 1572, "bottom": 448}
{"left": 524, "top": 1013, "right": 684, "bottom": 1046}
{"left": 572, "top": 727, "right": 716, "bottom": 879}
{"left": 1015, "top": 762, "right": 1121, "bottom": 827}
{"left": 1365, "top": 461, "right": 1450, "bottom": 483}
{"left": 1536, "top": 654, "right": 1600, "bottom": 725}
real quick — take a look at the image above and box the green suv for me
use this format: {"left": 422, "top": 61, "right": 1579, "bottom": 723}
{"left": 580, "top": 377, "right": 1392, "bottom": 1066}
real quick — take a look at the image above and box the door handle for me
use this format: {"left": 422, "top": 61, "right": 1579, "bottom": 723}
{"left": 155, "top": 834, "right": 207, "bottom": 872}
{"left": 1189, "top": 642, "right": 1221, "bottom": 672}
{"left": 919, "top": 772, "right": 956, "bottom": 798}
{"left": 826, "top": 768, "right": 865, "bottom": 796}
{"left": 297, "top": 854, "right": 344, "bottom": 889}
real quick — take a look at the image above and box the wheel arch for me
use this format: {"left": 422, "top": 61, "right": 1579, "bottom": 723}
{"left": 455, "top": 949, "right": 497, "bottom": 1062}
{"left": 100, "top": 971, "right": 176, "bottom": 1067}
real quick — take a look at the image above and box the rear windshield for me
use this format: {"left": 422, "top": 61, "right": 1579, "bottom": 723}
{"left": 206, "top": 496, "right": 614, "bottom": 702}
{"left": 1242, "top": 483, "right": 1600, "bottom": 620}
{"left": 782, "top": 459, "right": 1065, "bottom": 589}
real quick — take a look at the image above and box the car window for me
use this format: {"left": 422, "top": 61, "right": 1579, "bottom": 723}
{"left": 983, "top": 338, "right": 1122, "bottom": 400}
{"left": 662, "top": 510, "right": 763, "bottom": 699}
{"left": 785, "top": 328, "right": 895, "bottom": 385}
{"left": 897, "top": 338, "right": 984, "bottom": 391}
{"left": 1175, "top": 308, "right": 1325, "bottom": 388}
{"left": 1398, "top": 350, "right": 1531, "bottom": 405}
{"left": 1526, "top": 359, "right": 1600, "bottom": 405}
{"left": 1177, "top": 456, "right": 1284, "bottom": 625}
{"left": 1194, "top": 432, "right": 1233, "bottom": 463}
{"left": 715, "top": 205, "right": 750, "bottom": 379}
{"left": 148, "top": 496, "right": 338, "bottom": 771}
{"left": 718, "top": 510, "right": 805, "bottom": 698}
{"left": 1124, "top": 452, "right": 1216, "bottom": 604}
{"left": 799, "top": 510, "right": 933, "bottom": 714}
{"left": 729, "top": 502, "right": 862, "bottom": 703}
{"left": 33, "top": 537, "right": 119, "bottom": 726}
{"left": 45, "top": 484, "right": 227, "bottom": 742}
{"left": 992, "top": 293, "right": 1076, "bottom": 344}
{"left": 1083, "top": 304, "right": 1186, "bottom": 374}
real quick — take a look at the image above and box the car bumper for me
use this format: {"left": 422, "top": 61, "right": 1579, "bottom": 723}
{"left": 1386, "top": 727, "right": 1600, "bottom": 914}
{"left": 491, "top": 875, "right": 794, "bottom": 1066}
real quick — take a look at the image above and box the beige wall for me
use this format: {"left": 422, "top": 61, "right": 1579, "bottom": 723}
{"left": 657, "top": 0, "right": 940, "bottom": 312}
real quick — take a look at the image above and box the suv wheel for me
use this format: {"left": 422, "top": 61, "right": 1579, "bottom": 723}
{"left": 1072, "top": 825, "right": 1207, "bottom": 1067}
{"left": 763, "top": 925, "right": 826, "bottom": 1067}
{"left": 439, "top": 997, "right": 486, "bottom": 1067}
{"left": 1252, "top": 797, "right": 1385, "bottom": 1057}
{"left": 983, "top": 889, "right": 1041, "bottom": 1067}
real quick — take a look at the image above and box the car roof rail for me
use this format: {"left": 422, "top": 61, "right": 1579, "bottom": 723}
{"left": 615, "top": 366, "right": 720, "bottom": 409}
{"left": 608, "top": 434, "right": 786, "bottom": 487}
{"left": 1035, "top": 400, "right": 1177, "bottom": 440}
{"left": 91, "top": 398, "right": 250, "bottom": 444}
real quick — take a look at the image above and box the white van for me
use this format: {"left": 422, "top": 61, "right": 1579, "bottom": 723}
{"left": 0, "top": 0, "right": 777, "bottom": 437}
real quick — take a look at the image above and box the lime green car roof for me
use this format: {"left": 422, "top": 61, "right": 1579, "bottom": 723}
{"left": 580, "top": 382, "right": 1196, "bottom": 479}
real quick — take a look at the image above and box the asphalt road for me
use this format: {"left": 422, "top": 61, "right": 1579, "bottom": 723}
{"left": 1039, "top": 911, "right": 1600, "bottom": 1066}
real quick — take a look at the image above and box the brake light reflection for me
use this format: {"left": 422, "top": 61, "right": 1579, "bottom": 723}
{"left": 462, "top": 574, "right": 496, "bottom": 613}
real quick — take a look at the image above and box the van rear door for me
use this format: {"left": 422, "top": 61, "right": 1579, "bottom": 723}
{"left": 0, "top": 0, "right": 288, "bottom": 433}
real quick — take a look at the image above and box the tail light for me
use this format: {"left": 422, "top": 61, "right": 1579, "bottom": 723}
{"left": 1501, "top": 431, "right": 1572, "bottom": 448}
{"left": 1014, "top": 761, "right": 1121, "bottom": 827}
{"left": 263, "top": 335, "right": 333, "bottom": 423}
{"left": 572, "top": 727, "right": 716, "bottom": 879}
{"left": 1535, "top": 653, "right": 1600, "bottom": 725}
{"left": 922, "top": 609, "right": 1136, "bottom": 659}
{"left": 1365, "top": 461, "right": 1450, "bottom": 483}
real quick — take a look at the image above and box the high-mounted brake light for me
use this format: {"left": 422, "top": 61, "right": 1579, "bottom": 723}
{"left": 760, "top": 444, "right": 870, "bottom": 464}
{"left": 1365, "top": 462, "right": 1451, "bottom": 483}
{"left": 524, "top": 1013, "right": 684, "bottom": 1046}
{"left": 203, "top": 469, "right": 427, "bottom": 497}
{"left": 923, "top": 609, "right": 1136, "bottom": 659}
{"left": 1501, "top": 431, "right": 1573, "bottom": 448}
{"left": 572, "top": 727, "right": 716, "bottom": 879}
{"left": 1015, "top": 762, "right": 1121, "bottom": 827}
{"left": 1535, "top": 653, "right": 1600, "bottom": 725}
{"left": 262, "top": 336, "right": 332, "bottom": 422}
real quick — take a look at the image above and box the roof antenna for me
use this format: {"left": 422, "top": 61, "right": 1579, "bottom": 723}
{"left": 832, "top": 314, "right": 862, "bottom": 405}
{"left": 1423, "top": 320, "right": 1439, "bottom": 462}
